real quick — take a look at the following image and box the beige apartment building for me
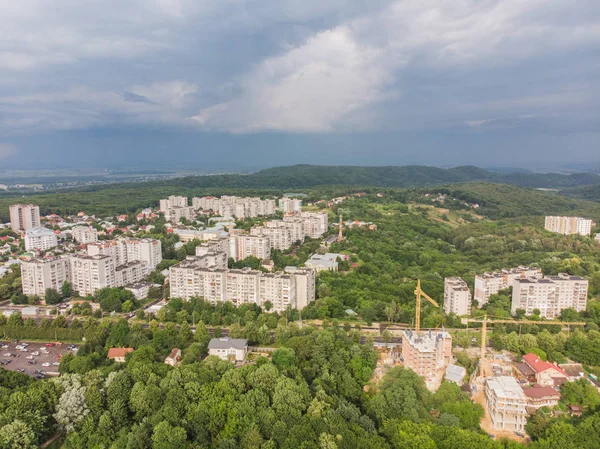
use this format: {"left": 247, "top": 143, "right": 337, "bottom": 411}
{"left": 197, "top": 236, "right": 231, "bottom": 259}
{"left": 485, "top": 376, "right": 527, "bottom": 432}
{"left": 115, "top": 261, "right": 148, "bottom": 287}
{"left": 159, "top": 196, "right": 188, "bottom": 211}
{"left": 279, "top": 197, "right": 302, "bottom": 213}
{"left": 70, "top": 254, "right": 117, "bottom": 296}
{"left": 545, "top": 216, "right": 593, "bottom": 236}
{"left": 88, "top": 238, "right": 162, "bottom": 269}
{"left": 251, "top": 222, "right": 294, "bottom": 250}
{"left": 260, "top": 272, "right": 296, "bottom": 312}
{"left": 20, "top": 256, "right": 71, "bottom": 298}
{"left": 24, "top": 227, "right": 58, "bottom": 251}
{"left": 284, "top": 266, "right": 316, "bottom": 310}
{"left": 226, "top": 268, "right": 261, "bottom": 306}
{"left": 72, "top": 226, "right": 98, "bottom": 244}
{"left": 511, "top": 274, "right": 588, "bottom": 318}
{"left": 443, "top": 277, "right": 472, "bottom": 316}
{"left": 10, "top": 204, "right": 40, "bottom": 232}
{"left": 284, "top": 212, "right": 328, "bottom": 239}
{"left": 474, "top": 266, "right": 542, "bottom": 306}
{"left": 402, "top": 330, "right": 453, "bottom": 388}
{"left": 193, "top": 196, "right": 276, "bottom": 218}
{"left": 230, "top": 234, "right": 271, "bottom": 261}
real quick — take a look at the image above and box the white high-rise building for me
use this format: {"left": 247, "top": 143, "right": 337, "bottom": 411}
{"left": 87, "top": 238, "right": 162, "bottom": 270}
{"left": 444, "top": 277, "right": 472, "bottom": 316}
{"left": 512, "top": 274, "right": 588, "bottom": 319}
{"left": 284, "top": 266, "right": 316, "bottom": 310}
{"left": 20, "top": 256, "right": 71, "bottom": 298}
{"left": 159, "top": 196, "right": 188, "bottom": 212}
{"left": 279, "top": 197, "right": 302, "bottom": 213}
{"left": 70, "top": 254, "right": 117, "bottom": 296}
{"left": 226, "top": 268, "right": 261, "bottom": 306}
{"left": 544, "top": 216, "right": 593, "bottom": 236}
{"left": 10, "top": 204, "right": 41, "bottom": 232}
{"left": 474, "top": 267, "right": 542, "bottom": 306}
{"left": 197, "top": 237, "right": 231, "bottom": 259}
{"left": 192, "top": 196, "right": 276, "bottom": 218}
{"left": 72, "top": 226, "right": 98, "bottom": 244}
{"left": 115, "top": 261, "right": 148, "bottom": 286}
{"left": 230, "top": 234, "right": 271, "bottom": 261}
{"left": 251, "top": 222, "right": 294, "bottom": 250}
{"left": 164, "top": 206, "right": 196, "bottom": 223}
{"left": 24, "top": 227, "right": 58, "bottom": 251}
{"left": 284, "top": 212, "right": 328, "bottom": 239}
{"left": 259, "top": 272, "right": 296, "bottom": 312}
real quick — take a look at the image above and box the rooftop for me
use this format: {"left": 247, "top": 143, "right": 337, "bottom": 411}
{"left": 403, "top": 329, "right": 451, "bottom": 353}
{"left": 208, "top": 337, "right": 247, "bottom": 350}
{"left": 486, "top": 376, "right": 526, "bottom": 400}
{"left": 107, "top": 348, "right": 134, "bottom": 359}
{"left": 522, "top": 385, "right": 560, "bottom": 398}
{"left": 523, "top": 353, "right": 568, "bottom": 377}
{"left": 25, "top": 227, "right": 55, "bottom": 237}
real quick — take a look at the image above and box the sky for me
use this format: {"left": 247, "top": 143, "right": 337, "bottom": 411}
{"left": 0, "top": 0, "right": 599, "bottom": 171}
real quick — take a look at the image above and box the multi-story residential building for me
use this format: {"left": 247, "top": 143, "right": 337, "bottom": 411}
{"left": 24, "top": 227, "right": 58, "bottom": 251}
{"left": 87, "top": 241, "right": 120, "bottom": 262}
{"left": 284, "top": 212, "right": 328, "bottom": 239}
{"left": 20, "top": 256, "right": 71, "bottom": 298}
{"left": 522, "top": 386, "right": 561, "bottom": 409}
{"left": 10, "top": 204, "right": 40, "bottom": 232}
{"left": 115, "top": 261, "right": 148, "bottom": 286}
{"left": 72, "top": 226, "right": 98, "bottom": 244}
{"left": 402, "top": 330, "right": 453, "bottom": 389}
{"left": 522, "top": 353, "right": 568, "bottom": 386}
{"left": 196, "top": 236, "right": 231, "bottom": 259}
{"left": 226, "top": 268, "right": 261, "bottom": 306}
{"left": 474, "top": 266, "right": 542, "bottom": 306}
{"left": 169, "top": 259, "right": 228, "bottom": 304}
{"left": 251, "top": 222, "right": 293, "bottom": 250}
{"left": 511, "top": 274, "right": 588, "bottom": 319}
{"left": 159, "top": 196, "right": 188, "bottom": 212}
{"left": 284, "top": 266, "right": 316, "bottom": 310}
{"left": 443, "top": 277, "right": 472, "bottom": 316}
{"left": 192, "top": 196, "right": 276, "bottom": 218}
{"left": 70, "top": 254, "right": 117, "bottom": 296}
{"left": 279, "top": 197, "right": 302, "bottom": 213}
{"left": 485, "top": 376, "right": 527, "bottom": 432}
{"left": 164, "top": 206, "right": 196, "bottom": 223}
{"left": 545, "top": 216, "right": 593, "bottom": 236}
{"left": 230, "top": 234, "right": 271, "bottom": 261}
{"left": 87, "top": 238, "right": 162, "bottom": 269}
{"left": 260, "top": 272, "right": 296, "bottom": 312}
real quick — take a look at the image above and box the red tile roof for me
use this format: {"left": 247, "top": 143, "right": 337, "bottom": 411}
{"left": 523, "top": 385, "right": 560, "bottom": 398}
{"left": 522, "top": 353, "right": 568, "bottom": 377}
{"left": 107, "top": 348, "right": 134, "bottom": 359}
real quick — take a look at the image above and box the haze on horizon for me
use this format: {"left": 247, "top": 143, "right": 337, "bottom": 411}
{"left": 0, "top": 1, "right": 599, "bottom": 171}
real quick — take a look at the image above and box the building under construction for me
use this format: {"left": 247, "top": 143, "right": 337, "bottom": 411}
{"left": 402, "top": 329, "right": 453, "bottom": 389}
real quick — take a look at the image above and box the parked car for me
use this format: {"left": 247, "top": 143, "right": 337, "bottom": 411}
{"left": 0, "top": 344, "right": 8, "bottom": 349}
{"left": 31, "top": 351, "right": 39, "bottom": 356}
{"left": 2, "top": 353, "right": 11, "bottom": 357}
{"left": 16, "top": 368, "right": 25, "bottom": 373}
{"left": 35, "top": 374, "right": 45, "bottom": 379}
{"left": 28, "top": 360, "right": 36, "bottom": 365}
{"left": 26, "top": 355, "right": 34, "bottom": 360}
{"left": 52, "top": 362, "right": 60, "bottom": 366}
{"left": 41, "top": 362, "right": 51, "bottom": 367}
{"left": 45, "top": 343, "right": 54, "bottom": 347}
{"left": 21, "top": 343, "right": 29, "bottom": 347}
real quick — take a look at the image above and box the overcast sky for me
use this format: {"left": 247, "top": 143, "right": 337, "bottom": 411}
{"left": 1, "top": 0, "right": 599, "bottom": 170}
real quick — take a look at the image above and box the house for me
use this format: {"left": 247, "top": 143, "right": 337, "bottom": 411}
{"left": 514, "top": 362, "right": 537, "bottom": 383}
{"left": 522, "top": 385, "right": 561, "bottom": 409}
{"left": 559, "top": 363, "right": 585, "bottom": 382}
{"left": 164, "top": 348, "right": 181, "bottom": 366}
{"left": 208, "top": 337, "right": 248, "bottom": 362}
{"left": 107, "top": 347, "right": 134, "bottom": 363}
{"left": 522, "top": 353, "right": 568, "bottom": 386}
{"left": 569, "top": 404, "right": 583, "bottom": 416}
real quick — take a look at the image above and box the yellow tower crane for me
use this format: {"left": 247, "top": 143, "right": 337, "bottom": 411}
{"left": 414, "top": 279, "right": 439, "bottom": 332}
{"left": 464, "top": 316, "right": 587, "bottom": 378}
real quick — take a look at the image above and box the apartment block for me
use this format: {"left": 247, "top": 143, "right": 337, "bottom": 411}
{"left": 10, "top": 204, "right": 40, "bottom": 232}
{"left": 169, "top": 258, "right": 228, "bottom": 304}
{"left": 511, "top": 274, "right": 588, "bottom": 319}
{"left": 164, "top": 206, "right": 196, "bottom": 223}
{"left": 260, "top": 272, "right": 296, "bottom": 312}
{"left": 20, "top": 256, "right": 71, "bottom": 298}
{"left": 443, "top": 277, "right": 472, "bottom": 316}
{"left": 115, "top": 261, "right": 148, "bottom": 286}
{"left": 192, "top": 196, "right": 276, "bottom": 218}
{"left": 87, "top": 238, "right": 162, "bottom": 269}
{"left": 226, "top": 268, "right": 261, "bottom": 306}
{"left": 251, "top": 222, "right": 294, "bottom": 250}
{"left": 70, "top": 254, "right": 117, "bottom": 296}
{"left": 284, "top": 266, "right": 316, "bottom": 310}
{"left": 159, "top": 196, "right": 188, "bottom": 212}
{"left": 24, "top": 227, "right": 58, "bottom": 251}
{"left": 402, "top": 330, "right": 453, "bottom": 388}
{"left": 284, "top": 212, "right": 328, "bottom": 239}
{"left": 474, "top": 266, "right": 542, "bottom": 306}
{"left": 485, "top": 376, "right": 527, "bottom": 432}
{"left": 196, "top": 236, "right": 231, "bottom": 259}
{"left": 545, "top": 216, "right": 593, "bottom": 236}
{"left": 230, "top": 234, "right": 271, "bottom": 261}
{"left": 279, "top": 197, "right": 302, "bottom": 213}
{"left": 72, "top": 226, "right": 98, "bottom": 244}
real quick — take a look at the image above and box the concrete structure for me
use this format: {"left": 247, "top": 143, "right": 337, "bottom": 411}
{"left": 485, "top": 376, "right": 527, "bottom": 432}
{"left": 284, "top": 266, "right": 316, "bottom": 310}
{"left": 208, "top": 337, "right": 248, "bottom": 362}
{"left": 402, "top": 330, "right": 452, "bottom": 388}
{"left": 164, "top": 206, "right": 196, "bottom": 223}
{"left": 24, "top": 227, "right": 58, "bottom": 251}
{"left": 305, "top": 253, "right": 345, "bottom": 272}
{"left": 545, "top": 216, "right": 593, "bottom": 236}
{"left": 87, "top": 238, "right": 162, "bottom": 269}
{"left": 445, "top": 364, "right": 467, "bottom": 384}
{"left": 107, "top": 347, "right": 134, "bottom": 363}
{"left": 284, "top": 212, "right": 328, "bottom": 239}
{"left": 125, "top": 282, "right": 152, "bottom": 300}
{"left": 196, "top": 236, "right": 231, "bottom": 259}
{"left": 174, "top": 228, "right": 228, "bottom": 243}
{"left": 511, "top": 274, "right": 588, "bottom": 319}
{"left": 522, "top": 353, "right": 568, "bottom": 386}
{"left": 10, "top": 204, "right": 40, "bottom": 232}
{"left": 279, "top": 197, "right": 302, "bottom": 213}
{"left": 164, "top": 348, "right": 181, "bottom": 366}
{"left": 443, "top": 277, "right": 472, "bottom": 316}
{"left": 193, "top": 196, "right": 276, "bottom": 218}
{"left": 230, "top": 234, "right": 271, "bottom": 261}
{"left": 260, "top": 272, "right": 296, "bottom": 312}
{"left": 226, "top": 268, "right": 261, "bottom": 306}
{"left": 159, "top": 196, "right": 188, "bottom": 211}
{"left": 72, "top": 226, "right": 98, "bottom": 244}
{"left": 20, "top": 256, "right": 71, "bottom": 298}
{"left": 115, "top": 261, "right": 148, "bottom": 287}
{"left": 523, "top": 385, "right": 561, "bottom": 409}
{"left": 474, "top": 266, "right": 542, "bottom": 306}
{"left": 70, "top": 254, "right": 117, "bottom": 296}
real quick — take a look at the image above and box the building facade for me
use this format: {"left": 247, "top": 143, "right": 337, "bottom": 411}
{"left": 402, "top": 330, "right": 453, "bottom": 388}
{"left": 159, "top": 196, "right": 188, "bottom": 211}
{"left": 443, "top": 277, "right": 472, "bottom": 316}
{"left": 70, "top": 254, "right": 117, "bottom": 296}
{"left": 284, "top": 266, "right": 316, "bottom": 310}
{"left": 10, "top": 204, "right": 40, "bottom": 232}
{"left": 474, "top": 267, "right": 542, "bottom": 306}
{"left": 511, "top": 274, "right": 588, "bottom": 319}
{"left": 485, "top": 376, "right": 527, "bottom": 432}
{"left": 230, "top": 234, "right": 271, "bottom": 261}
{"left": 24, "top": 227, "right": 58, "bottom": 251}
{"left": 20, "top": 256, "right": 71, "bottom": 297}
{"left": 279, "top": 197, "right": 302, "bottom": 213}
{"left": 545, "top": 216, "right": 593, "bottom": 236}
{"left": 72, "top": 226, "right": 98, "bottom": 244}
{"left": 193, "top": 196, "right": 276, "bottom": 218}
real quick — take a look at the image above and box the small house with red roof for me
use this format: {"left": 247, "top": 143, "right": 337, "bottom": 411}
{"left": 523, "top": 384, "right": 561, "bottom": 409}
{"left": 107, "top": 347, "right": 134, "bottom": 363}
{"left": 522, "top": 353, "right": 568, "bottom": 386}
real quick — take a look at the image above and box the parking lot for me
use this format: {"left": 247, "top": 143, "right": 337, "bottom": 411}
{"left": 0, "top": 340, "right": 77, "bottom": 378}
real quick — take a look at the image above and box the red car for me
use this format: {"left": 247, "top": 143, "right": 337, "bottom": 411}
{"left": 45, "top": 343, "right": 54, "bottom": 347}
